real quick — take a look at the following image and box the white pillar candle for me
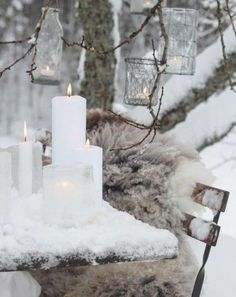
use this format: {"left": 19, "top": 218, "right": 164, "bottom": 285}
{"left": 0, "top": 152, "right": 11, "bottom": 222}
{"left": 18, "top": 121, "right": 43, "bottom": 197}
{"left": 52, "top": 83, "right": 87, "bottom": 165}
{"left": 73, "top": 140, "right": 103, "bottom": 200}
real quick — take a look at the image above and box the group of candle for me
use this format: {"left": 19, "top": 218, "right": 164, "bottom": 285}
{"left": 0, "top": 83, "right": 103, "bottom": 226}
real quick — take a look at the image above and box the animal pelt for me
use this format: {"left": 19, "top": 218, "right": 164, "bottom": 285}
{"left": 33, "top": 109, "right": 214, "bottom": 297}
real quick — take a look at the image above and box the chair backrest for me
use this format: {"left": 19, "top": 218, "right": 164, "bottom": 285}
{"left": 183, "top": 183, "right": 229, "bottom": 246}
{"left": 183, "top": 183, "right": 229, "bottom": 297}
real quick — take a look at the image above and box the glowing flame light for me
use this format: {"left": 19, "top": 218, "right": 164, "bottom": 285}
{"left": 24, "top": 120, "right": 27, "bottom": 142}
{"left": 86, "top": 139, "right": 90, "bottom": 146}
{"left": 67, "top": 83, "right": 72, "bottom": 97}
{"left": 61, "top": 181, "right": 71, "bottom": 189}
{"left": 144, "top": 0, "right": 152, "bottom": 7}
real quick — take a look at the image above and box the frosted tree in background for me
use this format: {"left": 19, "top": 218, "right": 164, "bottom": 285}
{"left": 0, "top": 0, "right": 236, "bottom": 152}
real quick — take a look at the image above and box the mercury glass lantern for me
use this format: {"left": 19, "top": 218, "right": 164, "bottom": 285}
{"left": 33, "top": 7, "right": 63, "bottom": 85}
{"left": 124, "top": 58, "right": 159, "bottom": 106}
{"left": 158, "top": 6, "right": 199, "bottom": 75}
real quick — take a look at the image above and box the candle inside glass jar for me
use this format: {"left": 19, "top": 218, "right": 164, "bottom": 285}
{"left": 41, "top": 65, "right": 55, "bottom": 77}
{"left": 136, "top": 87, "right": 150, "bottom": 100}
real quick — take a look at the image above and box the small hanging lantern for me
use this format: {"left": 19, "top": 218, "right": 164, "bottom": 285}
{"left": 158, "top": 4, "right": 199, "bottom": 75}
{"left": 124, "top": 58, "right": 159, "bottom": 106}
{"left": 33, "top": 7, "right": 63, "bottom": 85}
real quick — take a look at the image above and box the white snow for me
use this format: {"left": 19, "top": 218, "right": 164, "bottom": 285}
{"left": 0, "top": 272, "right": 41, "bottom": 297}
{"left": 0, "top": 190, "right": 178, "bottom": 271}
{"left": 166, "top": 87, "right": 236, "bottom": 149}
{"left": 77, "top": 48, "right": 86, "bottom": 90}
{"left": 202, "top": 189, "right": 224, "bottom": 211}
{"left": 189, "top": 218, "right": 212, "bottom": 241}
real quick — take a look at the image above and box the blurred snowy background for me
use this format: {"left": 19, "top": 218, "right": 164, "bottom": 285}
{"left": 0, "top": 0, "right": 236, "bottom": 296}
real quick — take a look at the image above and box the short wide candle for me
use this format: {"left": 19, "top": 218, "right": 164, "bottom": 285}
{"left": 0, "top": 152, "right": 11, "bottom": 222}
{"left": 73, "top": 141, "right": 103, "bottom": 200}
{"left": 43, "top": 164, "right": 96, "bottom": 227}
{"left": 52, "top": 85, "right": 87, "bottom": 165}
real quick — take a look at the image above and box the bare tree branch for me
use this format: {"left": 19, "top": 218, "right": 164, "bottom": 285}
{"left": 62, "top": 1, "right": 164, "bottom": 57}
{"left": 197, "top": 122, "right": 236, "bottom": 152}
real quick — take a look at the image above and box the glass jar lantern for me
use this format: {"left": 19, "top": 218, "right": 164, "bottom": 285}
{"left": 158, "top": 7, "right": 199, "bottom": 75}
{"left": 124, "top": 58, "right": 159, "bottom": 106}
{"left": 33, "top": 7, "right": 63, "bottom": 85}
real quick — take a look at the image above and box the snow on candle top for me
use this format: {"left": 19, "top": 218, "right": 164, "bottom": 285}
{"left": 67, "top": 83, "right": 72, "bottom": 97}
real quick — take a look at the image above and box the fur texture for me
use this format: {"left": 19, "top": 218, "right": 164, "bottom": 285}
{"left": 33, "top": 110, "right": 214, "bottom": 297}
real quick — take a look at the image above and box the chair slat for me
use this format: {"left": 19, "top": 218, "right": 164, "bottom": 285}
{"left": 191, "top": 183, "right": 229, "bottom": 212}
{"left": 183, "top": 213, "right": 220, "bottom": 246}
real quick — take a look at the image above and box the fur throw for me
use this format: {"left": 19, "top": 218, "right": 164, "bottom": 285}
{"left": 34, "top": 110, "right": 214, "bottom": 297}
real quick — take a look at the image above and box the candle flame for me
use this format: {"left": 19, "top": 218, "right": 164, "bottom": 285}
{"left": 173, "top": 56, "right": 178, "bottom": 65}
{"left": 46, "top": 65, "right": 50, "bottom": 71}
{"left": 61, "top": 181, "right": 71, "bottom": 189}
{"left": 23, "top": 120, "right": 27, "bottom": 142}
{"left": 143, "top": 87, "right": 149, "bottom": 95}
{"left": 67, "top": 83, "right": 72, "bottom": 97}
{"left": 144, "top": 0, "right": 152, "bottom": 7}
{"left": 86, "top": 139, "right": 90, "bottom": 146}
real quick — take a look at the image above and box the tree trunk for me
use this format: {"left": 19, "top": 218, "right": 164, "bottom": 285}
{"left": 79, "top": 0, "right": 116, "bottom": 110}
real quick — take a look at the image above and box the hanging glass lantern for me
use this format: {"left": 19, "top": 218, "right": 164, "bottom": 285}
{"left": 33, "top": 7, "right": 63, "bottom": 85}
{"left": 124, "top": 58, "right": 160, "bottom": 106}
{"left": 158, "top": 6, "right": 199, "bottom": 75}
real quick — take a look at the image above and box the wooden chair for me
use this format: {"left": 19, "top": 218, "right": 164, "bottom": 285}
{"left": 183, "top": 183, "right": 229, "bottom": 297}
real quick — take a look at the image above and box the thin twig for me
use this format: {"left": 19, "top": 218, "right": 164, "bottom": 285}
{"left": 0, "top": 37, "right": 31, "bottom": 45}
{"left": 62, "top": 1, "right": 164, "bottom": 57}
{"left": 225, "top": 0, "right": 236, "bottom": 37}
{"left": 0, "top": 0, "right": 53, "bottom": 80}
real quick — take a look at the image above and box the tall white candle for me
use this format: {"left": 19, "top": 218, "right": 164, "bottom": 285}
{"left": 18, "top": 121, "right": 43, "bottom": 197}
{"left": 0, "top": 152, "right": 11, "bottom": 222}
{"left": 73, "top": 140, "right": 103, "bottom": 200}
{"left": 52, "top": 83, "right": 87, "bottom": 165}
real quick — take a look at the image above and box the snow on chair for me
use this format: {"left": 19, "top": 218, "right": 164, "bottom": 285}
{"left": 183, "top": 183, "right": 229, "bottom": 297}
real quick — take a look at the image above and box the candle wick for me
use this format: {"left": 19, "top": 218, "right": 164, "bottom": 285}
{"left": 24, "top": 136, "right": 27, "bottom": 142}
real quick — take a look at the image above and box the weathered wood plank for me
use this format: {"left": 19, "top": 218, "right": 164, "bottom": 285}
{"left": 183, "top": 213, "right": 221, "bottom": 246}
{"left": 191, "top": 183, "right": 229, "bottom": 212}
{"left": 0, "top": 252, "right": 176, "bottom": 272}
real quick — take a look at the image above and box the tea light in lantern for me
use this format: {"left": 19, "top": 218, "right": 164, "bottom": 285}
{"left": 40, "top": 65, "right": 55, "bottom": 77}
{"left": 52, "top": 83, "right": 87, "bottom": 165}
{"left": 18, "top": 121, "right": 43, "bottom": 197}
{"left": 168, "top": 56, "right": 182, "bottom": 72}
{"left": 0, "top": 152, "right": 11, "bottom": 222}
{"left": 73, "top": 139, "right": 103, "bottom": 200}
{"left": 136, "top": 87, "right": 150, "bottom": 100}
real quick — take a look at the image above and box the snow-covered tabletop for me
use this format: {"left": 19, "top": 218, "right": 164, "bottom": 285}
{"left": 0, "top": 192, "right": 178, "bottom": 271}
